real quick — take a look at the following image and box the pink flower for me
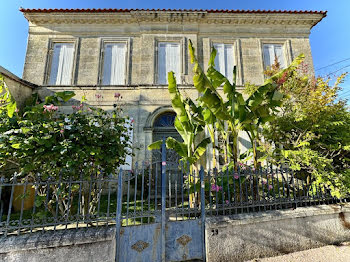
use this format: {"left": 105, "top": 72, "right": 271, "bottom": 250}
{"left": 234, "top": 173, "right": 239, "bottom": 180}
{"left": 114, "top": 93, "right": 121, "bottom": 98}
{"left": 225, "top": 200, "right": 229, "bottom": 204}
{"left": 95, "top": 94, "right": 102, "bottom": 99}
{"left": 60, "top": 129, "right": 64, "bottom": 134}
{"left": 131, "top": 119, "right": 134, "bottom": 124}
{"left": 15, "top": 108, "right": 19, "bottom": 113}
{"left": 268, "top": 185, "right": 273, "bottom": 190}
{"left": 43, "top": 104, "right": 58, "bottom": 113}
{"left": 211, "top": 184, "right": 222, "bottom": 192}
{"left": 262, "top": 180, "right": 267, "bottom": 185}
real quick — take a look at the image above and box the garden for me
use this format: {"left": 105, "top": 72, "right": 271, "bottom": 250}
{"left": 0, "top": 40, "right": 349, "bottom": 235}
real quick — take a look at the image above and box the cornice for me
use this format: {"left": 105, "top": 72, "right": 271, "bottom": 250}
{"left": 22, "top": 11, "right": 325, "bottom": 30}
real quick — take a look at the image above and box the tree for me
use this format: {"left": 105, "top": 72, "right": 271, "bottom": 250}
{"left": 257, "top": 61, "right": 350, "bottom": 197}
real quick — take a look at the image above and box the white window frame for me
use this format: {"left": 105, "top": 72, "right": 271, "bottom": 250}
{"left": 205, "top": 38, "right": 243, "bottom": 85}
{"left": 98, "top": 37, "right": 131, "bottom": 85}
{"left": 45, "top": 39, "right": 78, "bottom": 86}
{"left": 259, "top": 39, "right": 293, "bottom": 72}
{"left": 154, "top": 37, "right": 185, "bottom": 85}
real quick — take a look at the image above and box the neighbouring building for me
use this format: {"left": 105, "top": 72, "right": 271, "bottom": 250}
{"left": 5, "top": 8, "right": 327, "bottom": 168}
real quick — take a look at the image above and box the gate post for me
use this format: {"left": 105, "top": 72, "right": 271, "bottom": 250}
{"left": 200, "top": 166, "right": 207, "bottom": 262}
{"left": 115, "top": 169, "right": 123, "bottom": 262}
{"left": 161, "top": 138, "right": 166, "bottom": 262}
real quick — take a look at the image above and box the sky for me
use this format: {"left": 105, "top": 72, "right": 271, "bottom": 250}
{"left": 1, "top": 0, "right": 349, "bottom": 100}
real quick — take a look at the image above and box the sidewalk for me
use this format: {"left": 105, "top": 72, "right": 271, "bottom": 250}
{"left": 247, "top": 244, "right": 350, "bottom": 262}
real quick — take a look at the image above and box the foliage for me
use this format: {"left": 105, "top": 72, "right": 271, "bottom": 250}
{"left": 0, "top": 90, "right": 132, "bottom": 215}
{"left": 148, "top": 72, "right": 210, "bottom": 171}
{"left": 188, "top": 40, "right": 304, "bottom": 170}
{"left": 0, "top": 74, "right": 17, "bottom": 118}
{"left": 259, "top": 61, "right": 350, "bottom": 197}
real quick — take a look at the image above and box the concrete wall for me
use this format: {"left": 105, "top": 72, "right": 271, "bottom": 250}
{"left": 205, "top": 204, "right": 350, "bottom": 262}
{"left": 0, "top": 227, "right": 116, "bottom": 262}
{"left": 1, "top": 204, "right": 350, "bottom": 262}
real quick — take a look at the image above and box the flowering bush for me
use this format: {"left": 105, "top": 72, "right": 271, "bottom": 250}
{"left": 0, "top": 91, "right": 132, "bottom": 179}
{"left": 0, "top": 89, "right": 132, "bottom": 217}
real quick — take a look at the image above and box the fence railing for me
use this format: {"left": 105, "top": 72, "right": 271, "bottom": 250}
{"left": 0, "top": 161, "right": 345, "bottom": 238}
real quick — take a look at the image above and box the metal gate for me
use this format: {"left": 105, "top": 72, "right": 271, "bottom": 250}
{"left": 115, "top": 142, "right": 206, "bottom": 262}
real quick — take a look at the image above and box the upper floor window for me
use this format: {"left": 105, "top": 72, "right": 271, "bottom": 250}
{"left": 49, "top": 43, "right": 75, "bottom": 85}
{"left": 158, "top": 42, "right": 181, "bottom": 84}
{"left": 262, "top": 44, "right": 286, "bottom": 69}
{"left": 213, "top": 43, "right": 235, "bottom": 83}
{"left": 102, "top": 42, "right": 127, "bottom": 85}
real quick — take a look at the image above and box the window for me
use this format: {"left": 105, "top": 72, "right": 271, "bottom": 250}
{"left": 102, "top": 43, "right": 127, "bottom": 85}
{"left": 49, "top": 43, "right": 75, "bottom": 85}
{"left": 158, "top": 42, "right": 181, "bottom": 84}
{"left": 213, "top": 43, "right": 235, "bottom": 83}
{"left": 262, "top": 44, "right": 286, "bottom": 69}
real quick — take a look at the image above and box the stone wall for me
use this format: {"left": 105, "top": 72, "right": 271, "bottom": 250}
{"left": 1, "top": 204, "right": 350, "bottom": 262}
{"left": 0, "top": 66, "right": 35, "bottom": 109}
{"left": 205, "top": 204, "right": 350, "bottom": 262}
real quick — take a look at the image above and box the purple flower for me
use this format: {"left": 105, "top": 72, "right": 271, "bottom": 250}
{"left": 211, "top": 184, "right": 222, "bottom": 192}
{"left": 60, "top": 129, "right": 64, "bottom": 134}
{"left": 234, "top": 173, "right": 239, "bottom": 180}
{"left": 225, "top": 200, "right": 229, "bottom": 204}
{"left": 268, "top": 185, "right": 273, "bottom": 190}
{"left": 262, "top": 180, "right": 267, "bottom": 185}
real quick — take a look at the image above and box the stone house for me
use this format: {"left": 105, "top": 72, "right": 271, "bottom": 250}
{"left": 5, "top": 8, "right": 326, "bottom": 168}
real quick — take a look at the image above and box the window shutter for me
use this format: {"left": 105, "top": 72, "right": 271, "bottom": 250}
{"left": 103, "top": 43, "right": 126, "bottom": 85}
{"left": 214, "top": 43, "right": 235, "bottom": 84}
{"left": 158, "top": 43, "right": 166, "bottom": 84}
{"left": 102, "top": 44, "right": 113, "bottom": 85}
{"left": 263, "top": 44, "right": 274, "bottom": 68}
{"left": 274, "top": 45, "right": 286, "bottom": 68}
{"left": 49, "top": 43, "right": 74, "bottom": 85}
{"left": 158, "top": 43, "right": 180, "bottom": 84}
{"left": 60, "top": 44, "right": 74, "bottom": 85}
{"left": 224, "top": 44, "right": 234, "bottom": 84}
{"left": 49, "top": 44, "right": 61, "bottom": 85}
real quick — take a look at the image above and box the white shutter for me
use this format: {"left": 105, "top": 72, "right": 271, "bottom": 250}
{"left": 274, "top": 45, "right": 286, "bottom": 68}
{"left": 214, "top": 43, "right": 235, "bottom": 84}
{"left": 224, "top": 44, "right": 234, "bottom": 83}
{"left": 102, "top": 44, "right": 113, "bottom": 85}
{"left": 103, "top": 43, "right": 126, "bottom": 85}
{"left": 214, "top": 43, "right": 225, "bottom": 76}
{"left": 158, "top": 43, "right": 166, "bottom": 84}
{"left": 49, "top": 43, "right": 74, "bottom": 85}
{"left": 263, "top": 44, "right": 285, "bottom": 69}
{"left": 263, "top": 44, "right": 274, "bottom": 68}
{"left": 158, "top": 43, "right": 180, "bottom": 84}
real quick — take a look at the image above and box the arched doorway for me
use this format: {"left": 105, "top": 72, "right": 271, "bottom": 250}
{"left": 152, "top": 112, "right": 182, "bottom": 143}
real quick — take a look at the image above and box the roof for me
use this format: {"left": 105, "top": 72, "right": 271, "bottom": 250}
{"left": 0, "top": 66, "right": 37, "bottom": 89}
{"left": 19, "top": 8, "right": 327, "bottom": 15}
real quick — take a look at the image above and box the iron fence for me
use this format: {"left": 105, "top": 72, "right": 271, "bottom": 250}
{"left": 0, "top": 161, "right": 345, "bottom": 238}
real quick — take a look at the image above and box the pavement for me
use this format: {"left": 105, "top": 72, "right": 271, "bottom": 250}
{"left": 247, "top": 244, "right": 350, "bottom": 262}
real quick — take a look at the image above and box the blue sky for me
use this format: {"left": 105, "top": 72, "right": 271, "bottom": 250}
{"left": 1, "top": 0, "right": 349, "bottom": 100}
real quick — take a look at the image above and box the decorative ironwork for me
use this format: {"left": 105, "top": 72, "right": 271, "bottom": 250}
{"left": 131, "top": 240, "right": 149, "bottom": 252}
{"left": 153, "top": 112, "right": 176, "bottom": 127}
{"left": 177, "top": 234, "right": 192, "bottom": 246}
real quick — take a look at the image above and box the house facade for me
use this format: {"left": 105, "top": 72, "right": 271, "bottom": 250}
{"left": 19, "top": 8, "right": 326, "bottom": 167}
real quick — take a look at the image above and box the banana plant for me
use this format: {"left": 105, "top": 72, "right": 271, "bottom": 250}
{"left": 148, "top": 71, "right": 211, "bottom": 172}
{"left": 188, "top": 40, "right": 304, "bottom": 169}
